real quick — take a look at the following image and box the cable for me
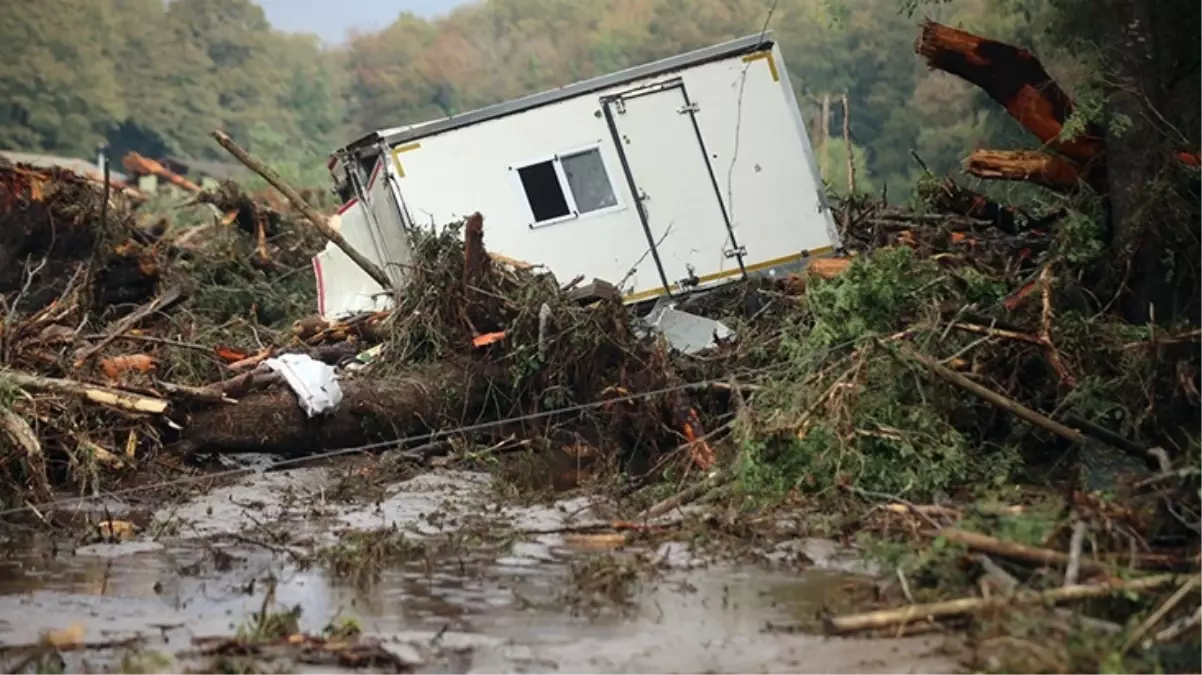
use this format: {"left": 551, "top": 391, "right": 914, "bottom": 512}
{"left": 0, "top": 328, "right": 873, "bottom": 520}
{"left": 0, "top": 369, "right": 770, "bottom": 519}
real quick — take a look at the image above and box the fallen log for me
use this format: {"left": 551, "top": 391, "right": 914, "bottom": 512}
{"left": 965, "top": 149, "right": 1084, "bottom": 193}
{"left": 173, "top": 362, "right": 492, "bottom": 457}
{"left": 915, "top": 21, "right": 1105, "bottom": 174}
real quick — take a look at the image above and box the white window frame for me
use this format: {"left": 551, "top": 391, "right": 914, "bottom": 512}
{"left": 509, "top": 142, "right": 626, "bottom": 229}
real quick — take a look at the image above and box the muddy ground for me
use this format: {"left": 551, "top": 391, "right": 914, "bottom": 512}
{"left": 0, "top": 458, "right": 961, "bottom": 674}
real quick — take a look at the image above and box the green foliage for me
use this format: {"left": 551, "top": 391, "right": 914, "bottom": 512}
{"left": 804, "top": 247, "right": 948, "bottom": 349}
{"left": 821, "top": 138, "right": 876, "bottom": 196}
{"left": 733, "top": 248, "right": 1023, "bottom": 502}
{"left": 1053, "top": 210, "right": 1106, "bottom": 266}
{"left": 0, "top": 0, "right": 125, "bottom": 153}
{"left": 180, "top": 234, "right": 317, "bottom": 330}
{"left": 0, "top": 376, "right": 21, "bottom": 411}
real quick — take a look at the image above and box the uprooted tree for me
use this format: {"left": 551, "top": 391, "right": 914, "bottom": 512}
{"left": 913, "top": 14, "right": 1200, "bottom": 325}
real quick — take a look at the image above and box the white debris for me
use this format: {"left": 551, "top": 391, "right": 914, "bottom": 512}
{"left": 263, "top": 353, "right": 343, "bottom": 417}
{"left": 640, "top": 303, "right": 735, "bottom": 355}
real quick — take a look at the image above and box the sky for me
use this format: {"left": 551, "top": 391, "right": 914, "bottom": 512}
{"left": 256, "top": 0, "right": 473, "bottom": 44}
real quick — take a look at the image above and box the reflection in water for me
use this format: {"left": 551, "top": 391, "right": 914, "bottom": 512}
{"left": 0, "top": 469, "right": 958, "bottom": 674}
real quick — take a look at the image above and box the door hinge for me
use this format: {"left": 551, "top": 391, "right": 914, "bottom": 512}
{"left": 612, "top": 98, "right": 627, "bottom": 114}
{"left": 723, "top": 245, "right": 746, "bottom": 260}
{"left": 677, "top": 102, "right": 700, "bottom": 114}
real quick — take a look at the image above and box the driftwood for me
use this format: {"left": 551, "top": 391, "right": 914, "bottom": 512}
{"left": 174, "top": 362, "right": 492, "bottom": 456}
{"left": 121, "top": 152, "right": 202, "bottom": 193}
{"left": 941, "top": 527, "right": 1102, "bottom": 574}
{"left": 211, "top": 130, "right": 393, "bottom": 291}
{"left": 3, "top": 370, "right": 168, "bottom": 414}
{"left": 826, "top": 574, "right": 1181, "bottom": 634}
{"left": 938, "top": 527, "right": 1192, "bottom": 572}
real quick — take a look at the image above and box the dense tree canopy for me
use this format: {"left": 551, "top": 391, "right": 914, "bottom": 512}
{"left": 0, "top": 0, "right": 1194, "bottom": 201}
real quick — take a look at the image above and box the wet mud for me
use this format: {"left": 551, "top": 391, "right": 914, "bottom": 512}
{"left": 0, "top": 464, "right": 961, "bottom": 673}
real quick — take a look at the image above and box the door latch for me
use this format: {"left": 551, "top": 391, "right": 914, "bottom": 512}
{"left": 677, "top": 264, "right": 700, "bottom": 291}
{"left": 723, "top": 245, "right": 746, "bottom": 260}
{"left": 677, "top": 102, "right": 700, "bottom": 114}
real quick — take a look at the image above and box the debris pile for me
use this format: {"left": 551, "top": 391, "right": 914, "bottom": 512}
{"left": 754, "top": 21, "right": 1200, "bottom": 669}
{"left": 0, "top": 18, "right": 1196, "bottom": 672}
{"left": 0, "top": 156, "right": 328, "bottom": 510}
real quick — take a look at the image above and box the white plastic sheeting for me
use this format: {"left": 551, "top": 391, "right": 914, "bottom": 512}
{"left": 263, "top": 353, "right": 343, "bottom": 417}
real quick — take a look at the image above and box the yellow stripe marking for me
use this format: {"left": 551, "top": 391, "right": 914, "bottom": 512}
{"left": 389, "top": 142, "right": 421, "bottom": 178}
{"left": 622, "top": 287, "right": 669, "bottom": 303}
{"left": 620, "top": 248, "right": 835, "bottom": 302}
{"left": 741, "top": 50, "right": 780, "bottom": 82}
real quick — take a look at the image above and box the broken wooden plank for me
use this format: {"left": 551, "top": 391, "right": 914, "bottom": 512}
{"left": 564, "top": 279, "right": 622, "bottom": 304}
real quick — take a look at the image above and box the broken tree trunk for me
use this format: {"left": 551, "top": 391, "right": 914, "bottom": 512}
{"left": 918, "top": 22, "right": 1202, "bottom": 184}
{"left": 965, "top": 149, "right": 1085, "bottom": 193}
{"left": 210, "top": 131, "right": 394, "bottom": 292}
{"left": 915, "top": 21, "right": 1105, "bottom": 182}
{"left": 121, "top": 152, "right": 203, "bottom": 193}
{"left": 173, "top": 362, "right": 493, "bottom": 457}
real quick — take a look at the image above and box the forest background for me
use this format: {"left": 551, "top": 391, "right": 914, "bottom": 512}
{"left": 0, "top": 0, "right": 1133, "bottom": 202}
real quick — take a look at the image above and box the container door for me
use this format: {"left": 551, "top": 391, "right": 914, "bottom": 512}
{"left": 605, "top": 82, "right": 744, "bottom": 292}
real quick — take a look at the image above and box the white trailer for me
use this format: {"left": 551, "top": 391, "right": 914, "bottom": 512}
{"left": 315, "top": 32, "right": 842, "bottom": 319}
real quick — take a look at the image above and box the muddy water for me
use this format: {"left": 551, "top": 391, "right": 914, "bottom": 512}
{"left": 0, "top": 465, "right": 961, "bottom": 673}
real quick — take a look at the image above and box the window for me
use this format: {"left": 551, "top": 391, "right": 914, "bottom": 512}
{"left": 514, "top": 147, "right": 619, "bottom": 226}
{"left": 518, "top": 161, "right": 570, "bottom": 222}
{"left": 561, "top": 149, "right": 618, "bottom": 213}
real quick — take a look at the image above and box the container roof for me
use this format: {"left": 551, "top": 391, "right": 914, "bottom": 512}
{"left": 337, "top": 31, "right": 775, "bottom": 157}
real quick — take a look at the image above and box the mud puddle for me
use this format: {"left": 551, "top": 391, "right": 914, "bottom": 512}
{"left": 0, "top": 465, "right": 961, "bottom": 673}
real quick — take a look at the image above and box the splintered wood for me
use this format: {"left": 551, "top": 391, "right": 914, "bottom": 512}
{"left": 917, "top": 19, "right": 1199, "bottom": 197}
{"left": 915, "top": 21, "right": 1104, "bottom": 170}
{"left": 965, "top": 149, "right": 1083, "bottom": 193}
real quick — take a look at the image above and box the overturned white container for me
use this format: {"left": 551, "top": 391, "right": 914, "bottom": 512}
{"left": 315, "top": 32, "right": 842, "bottom": 320}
